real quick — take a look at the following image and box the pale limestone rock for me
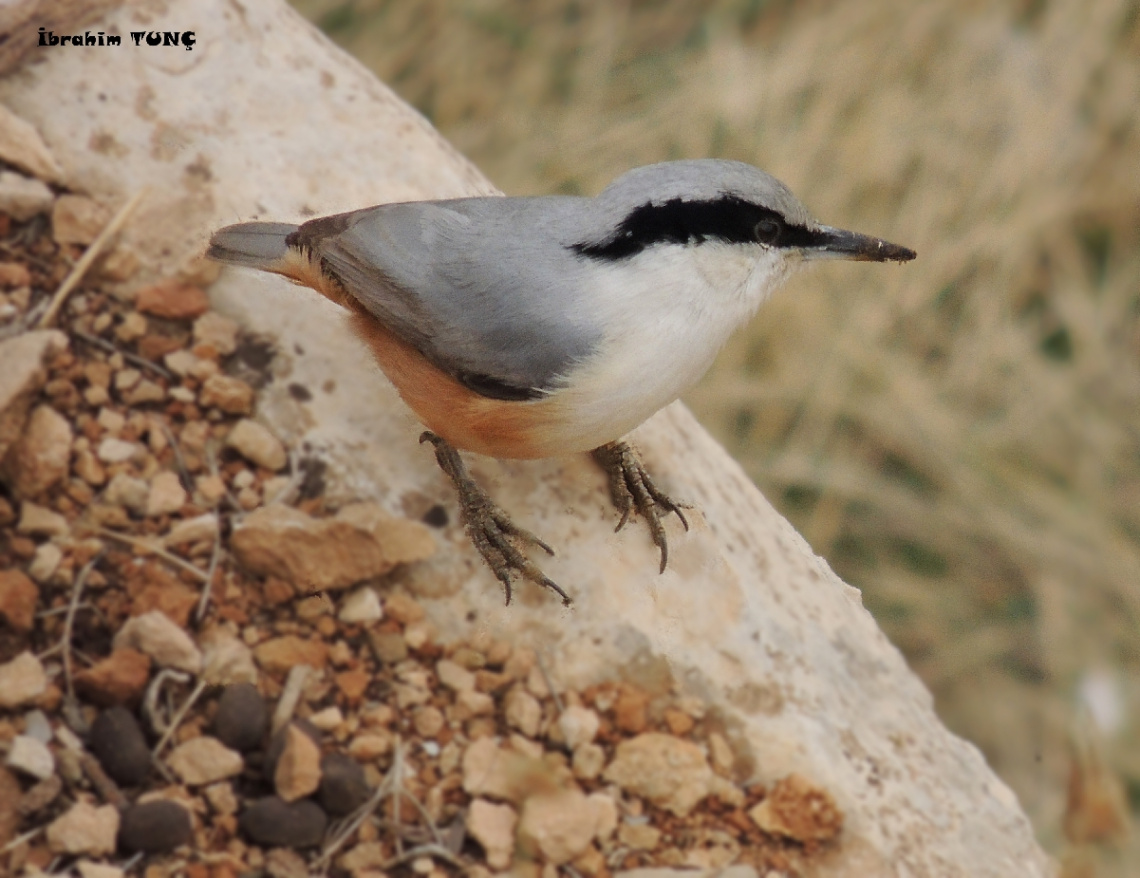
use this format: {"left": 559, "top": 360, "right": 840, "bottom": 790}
{"left": 114, "top": 610, "right": 203, "bottom": 674}
{"left": 0, "top": 170, "right": 53, "bottom": 220}
{"left": 0, "top": 651, "right": 47, "bottom": 708}
{"left": 467, "top": 798, "right": 517, "bottom": 870}
{"left": 222, "top": 417, "right": 285, "bottom": 472}
{"left": 16, "top": 501, "right": 67, "bottom": 537}
{"left": 122, "top": 379, "right": 165, "bottom": 405}
{"left": 504, "top": 687, "right": 542, "bottom": 739}
{"left": 617, "top": 822, "right": 662, "bottom": 851}
{"left": 52, "top": 194, "right": 110, "bottom": 246}
{"left": 163, "top": 349, "right": 201, "bottom": 376}
{"left": 6, "top": 734, "right": 54, "bottom": 780}
{"left": 77, "top": 862, "right": 126, "bottom": 878}
{"left": 193, "top": 311, "right": 239, "bottom": 355}
{"left": 0, "top": 103, "right": 62, "bottom": 182}
{"left": 167, "top": 736, "right": 244, "bottom": 785}
{"left": 436, "top": 659, "right": 475, "bottom": 694}
{"left": 203, "top": 782, "right": 239, "bottom": 816}
{"left": 616, "top": 869, "right": 757, "bottom": 878}
{"left": 28, "top": 541, "right": 62, "bottom": 583}
{"left": 572, "top": 743, "right": 606, "bottom": 781}
{"left": 308, "top": 706, "right": 344, "bottom": 731}
{"left": 1, "top": 404, "right": 71, "bottom": 497}
{"left": 517, "top": 788, "right": 600, "bottom": 865}
{"left": 115, "top": 311, "right": 148, "bottom": 343}
{"left": 747, "top": 773, "right": 843, "bottom": 843}
{"left": 164, "top": 512, "right": 219, "bottom": 547}
{"left": 0, "top": 330, "right": 67, "bottom": 463}
{"left": 146, "top": 470, "right": 187, "bottom": 517}
{"left": 453, "top": 688, "right": 494, "bottom": 720}
{"left": 113, "top": 368, "right": 141, "bottom": 391}
{"left": 199, "top": 373, "right": 253, "bottom": 415}
{"left": 462, "top": 737, "right": 514, "bottom": 802}
{"left": 199, "top": 629, "right": 259, "bottom": 686}
{"left": 275, "top": 723, "right": 322, "bottom": 802}
{"left": 338, "top": 586, "right": 383, "bottom": 624}
{"left": 231, "top": 503, "right": 435, "bottom": 591}
{"left": 347, "top": 732, "right": 392, "bottom": 762}
{"left": 103, "top": 471, "right": 149, "bottom": 514}
{"left": 96, "top": 436, "right": 143, "bottom": 464}
{"left": 557, "top": 705, "right": 600, "bottom": 750}
{"left": 588, "top": 791, "right": 619, "bottom": 841}
{"left": 603, "top": 733, "right": 713, "bottom": 817}
{"left": 46, "top": 801, "right": 119, "bottom": 856}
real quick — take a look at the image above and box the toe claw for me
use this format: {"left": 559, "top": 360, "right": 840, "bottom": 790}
{"left": 592, "top": 440, "right": 690, "bottom": 573}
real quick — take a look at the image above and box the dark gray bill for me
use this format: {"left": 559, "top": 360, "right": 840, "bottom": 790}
{"left": 806, "top": 225, "right": 916, "bottom": 262}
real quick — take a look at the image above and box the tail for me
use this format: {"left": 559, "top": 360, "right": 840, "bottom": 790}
{"left": 207, "top": 222, "right": 299, "bottom": 271}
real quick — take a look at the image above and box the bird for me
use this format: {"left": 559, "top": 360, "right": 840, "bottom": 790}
{"left": 207, "top": 159, "right": 915, "bottom": 606}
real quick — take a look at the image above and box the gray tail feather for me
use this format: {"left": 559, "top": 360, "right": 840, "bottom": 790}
{"left": 207, "top": 222, "right": 299, "bottom": 270}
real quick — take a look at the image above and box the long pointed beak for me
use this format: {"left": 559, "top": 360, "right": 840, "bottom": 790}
{"left": 806, "top": 225, "right": 916, "bottom": 262}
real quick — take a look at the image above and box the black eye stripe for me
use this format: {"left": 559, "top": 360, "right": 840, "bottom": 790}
{"left": 569, "top": 195, "right": 822, "bottom": 261}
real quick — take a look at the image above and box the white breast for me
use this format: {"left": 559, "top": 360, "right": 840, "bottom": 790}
{"left": 546, "top": 242, "right": 792, "bottom": 453}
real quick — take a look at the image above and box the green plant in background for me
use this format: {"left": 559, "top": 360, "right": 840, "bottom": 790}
{"left": 292, "top": 0, "right": 1140, "bottom": 869}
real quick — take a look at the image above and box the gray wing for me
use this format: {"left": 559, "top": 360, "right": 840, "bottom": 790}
{"left": 293, "top": 197, "right": 599, "bottom": 400}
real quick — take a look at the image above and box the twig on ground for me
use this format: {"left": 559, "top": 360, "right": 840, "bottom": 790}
{"left": 536, "top": 650, "right": 564, "bottom": 714}
{"left": 38, "top": 187, "right": 148, "bottom": 328}
{"left": 60, "top": 551, "right": 105, "bottom": 734}
{"left": 79, "top": 752, "right": 127, "bottom": 809}
{"left": 71, "top": 328, "right": 174, "bottom": 380}
{"left": 95, "top": 526, "right": 210, "bottom": 582}
{"left": 194, "top": 525, "right": 224, "bottom": 625}
{"left": 270, "top": 665, "right": 312, "bottom": 737}
{"left": 151, "top": 677, "right": 209, "bottom": 758}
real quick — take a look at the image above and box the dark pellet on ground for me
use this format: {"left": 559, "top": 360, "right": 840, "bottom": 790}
{"left": 89, "top": 706, "right": 151, "bottom": 787}
{"left": 118, "top": 800, "right": 193, "bottom": 853}
{"left": 238, "top": 796, "right": 328, "bottom": 848}
{"left": 318, "top": 752, "right": 370, "bottom": 816}
{"left": 213, "top": 682, "right": 268, "bottom": 752}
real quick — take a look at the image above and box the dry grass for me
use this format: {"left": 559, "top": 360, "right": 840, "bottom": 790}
{"left": 290, "top": 0, "right": 1140, "bottom": 867}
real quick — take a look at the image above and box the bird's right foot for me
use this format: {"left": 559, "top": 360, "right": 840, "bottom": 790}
{"left": 420, "top": 432, "right": 572, "bottom": 607}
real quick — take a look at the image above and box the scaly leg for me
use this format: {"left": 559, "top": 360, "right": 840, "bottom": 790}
{"left": 420, "top": 432, "right": 571, "bottom": 607}
{"left": 591, "top": 440, "right": 689, "bottom": 574}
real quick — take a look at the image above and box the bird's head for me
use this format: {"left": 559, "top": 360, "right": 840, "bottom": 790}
{"left": 571, "top": 159, "right": 915, "bottom": 269}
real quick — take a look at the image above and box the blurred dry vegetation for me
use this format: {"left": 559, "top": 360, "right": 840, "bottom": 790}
{"left": 289, "top": 0, "right": 1140, "bottom": 870}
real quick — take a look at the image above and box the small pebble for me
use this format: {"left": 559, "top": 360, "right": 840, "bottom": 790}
{"left": 214, "top": 682, "right": 268, "bottom": 752}
{"left": 368, "top": 630, "right": 408, "bottom": 664}
{"left": 318, "top": 752, "right": 370, "bottom": 817}
{"left": 239, "top": 797, "right": 328, "bottom": 849}
{"left": 89, "top": 706, "right": 151, "bottom": 786}
{"left": 263, "top": 719, "right": 321, "bottom": 781}
{"left": 118, "top": 800, "right": 193, "bottom": 853}
{"left": 6, "top": 734, "right": 54, "bottom": 780}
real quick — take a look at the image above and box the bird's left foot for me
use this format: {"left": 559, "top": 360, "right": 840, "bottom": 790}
{"left": 591, "top": 440, "right": 689, "bottom": 573}
{"left": 421, "top": 432, "right": 572, "bottom": 607}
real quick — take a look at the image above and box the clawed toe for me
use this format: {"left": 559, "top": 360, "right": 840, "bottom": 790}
{"left": 422, "top": 432, "right": 571, "bottom": 606}
{"left": 592, "top": 440, "right": 690, "bottom": 573}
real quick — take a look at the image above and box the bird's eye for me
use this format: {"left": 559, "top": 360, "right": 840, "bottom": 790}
{"left": 754, "top": 217, "right": 782, "bottom": 245}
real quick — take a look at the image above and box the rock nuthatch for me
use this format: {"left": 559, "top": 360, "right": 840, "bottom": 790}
{"left": 208, "top": 159, "right": 915, "bottom": 605}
